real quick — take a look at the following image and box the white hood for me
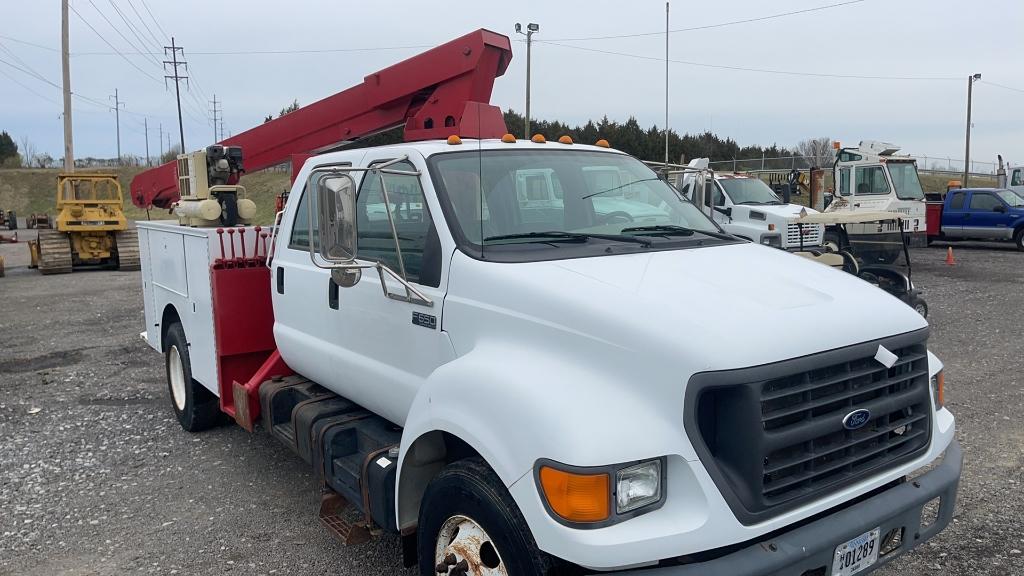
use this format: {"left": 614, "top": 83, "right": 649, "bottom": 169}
{"left": 444, "top": 242, "right": 926, "bottom": 374}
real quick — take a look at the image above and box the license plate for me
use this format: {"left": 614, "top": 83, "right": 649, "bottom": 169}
{"left": 832, "top": 528, "right": 880, "bottom": 576}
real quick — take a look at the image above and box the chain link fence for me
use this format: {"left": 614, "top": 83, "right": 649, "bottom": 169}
{"left": 707, "top": 155, "right": 998, "bottom": 177}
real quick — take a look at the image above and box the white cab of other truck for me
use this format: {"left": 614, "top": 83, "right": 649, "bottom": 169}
{"left": 676, "top": 159, "right": 825, "bottom": 251}
{"left": 141, "top": 138, "right": 960, "bottom": 576}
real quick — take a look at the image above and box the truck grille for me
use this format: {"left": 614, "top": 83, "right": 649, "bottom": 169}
{"left": 685, "top": 331, "right": 932, "bottom": 525}
{"left": 786, "top": 223, "right": 822, "bottom": 247}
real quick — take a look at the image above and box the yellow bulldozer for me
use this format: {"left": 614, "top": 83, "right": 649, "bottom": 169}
{"left": 28, "top": 173, "right": 140, "bottom": 275}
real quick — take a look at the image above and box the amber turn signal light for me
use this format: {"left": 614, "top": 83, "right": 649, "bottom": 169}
{"left": 539, "top": 466, "right": 610, "bottom": 523}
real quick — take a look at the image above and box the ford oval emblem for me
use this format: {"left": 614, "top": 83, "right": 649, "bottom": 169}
{"left": 843, "top": 409, "right": 872, "bottom": 430}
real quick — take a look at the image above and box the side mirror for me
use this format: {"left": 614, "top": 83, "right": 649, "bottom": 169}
{"left": 993, "top": 204, "right": 1007, "bottom": 213}
{"left": 315, "top": 173, "right": 358, "bottom": 262}
{"left": 713, "top": 206, "right": 732, "bottom": 218}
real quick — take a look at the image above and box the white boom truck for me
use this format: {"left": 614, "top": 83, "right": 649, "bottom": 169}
{"left": 137, "top": 135, "right": 960, "bottom": 575}
{"left": 825, "top": 142, "right": 928, "bottom": 261}
{"left": 675, "top": 159, "right": 826, "bottom": 250}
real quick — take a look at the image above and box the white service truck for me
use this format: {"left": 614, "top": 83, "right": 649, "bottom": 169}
{"left": 138, "top": 137, "right": 960, "bottom": 576}
{"left": 825, "top": 141, "right": 928, "bottom": 260}
{"left": 675, "top": 159, "right": 826, "bottom": 250}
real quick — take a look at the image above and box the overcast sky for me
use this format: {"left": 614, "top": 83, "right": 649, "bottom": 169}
{"left": 1, "top": 0, "right": 1021, "bottom": 169}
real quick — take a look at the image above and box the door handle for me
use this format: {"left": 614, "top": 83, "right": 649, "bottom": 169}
{"left": 276, "top": 267, "right": 285, "bottom": 294}
{"left": 328, "top": 278, "right": 339, "bottom": 310}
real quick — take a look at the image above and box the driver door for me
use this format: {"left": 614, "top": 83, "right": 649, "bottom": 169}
{"left": 325, "top": 153, "right": 454, "bottom": 424}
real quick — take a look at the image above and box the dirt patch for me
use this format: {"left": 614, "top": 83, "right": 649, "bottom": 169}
{"left": 0, "top": 349, "right": 84, "bottom": 373}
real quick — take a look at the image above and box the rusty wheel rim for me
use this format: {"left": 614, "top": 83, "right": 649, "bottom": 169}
{"left": 434, "top": 514, "right": 508, "bottom": 576}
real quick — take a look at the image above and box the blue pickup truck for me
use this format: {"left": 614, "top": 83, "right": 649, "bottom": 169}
{"left": 926, "top": 187, "right": 1024, "bottom": 250}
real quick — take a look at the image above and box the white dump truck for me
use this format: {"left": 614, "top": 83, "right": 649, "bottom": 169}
{"left": 138, "top": 135, "right": 960, "bottom": 575}
{"left": 675, "top": 159, "right": 826, "bottom": 250}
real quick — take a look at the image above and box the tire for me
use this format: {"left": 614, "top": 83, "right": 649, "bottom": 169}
{"left": 418, "top": 457, "right": 551, "bottom": 576}
{"left": 823, "top": 229, "right": 842, "bottom": 253}
{"left": 912, "top": 298, "right": 929, "bottom": 318}
{"left": 218, "top": 192, "right": 239, "bottom": 227}
{"left": 1014, "top": 228, "right": 1024, "bottom": 252}
{"left": 7, "top": 211, "right": 17, "bottom": 230}
{"left": 164, "top": 322, "right": 222, "bottom": 432}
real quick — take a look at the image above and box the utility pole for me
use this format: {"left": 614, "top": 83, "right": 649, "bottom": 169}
{"left": 61, "top": 0, "right": 74, "bottom": 173}
{"left": 109, "top": 89, "right": 125, "bottom": 165}
{"left": 515, "top": 22, "right": 539, "bottom": 138}
{"left": 963, "top": 73, "right": 981, "bottom": 186}
{"left": 210, "top": 94, "right": 221, "bottom": 142}
{"left": 158, "top": 122, "right": 164, "bottom": 160}
{"left": 143, "top": 117, "right": 150, "bottom": 166}
{"left": 163, "top": 37, "right": 188, "bottom": 152}
{"left": 664, "top": 2, "right": 669, "bottom": 168}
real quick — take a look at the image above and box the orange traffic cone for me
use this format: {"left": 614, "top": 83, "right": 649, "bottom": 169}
{"left": 945, "top": 246, "right": 955, "bottom": 265}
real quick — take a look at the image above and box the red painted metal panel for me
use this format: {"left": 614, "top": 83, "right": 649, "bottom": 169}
{"left": 926, "top": 201, "right": 943, "bottom": 237}
{"left": 130, "top": 29, "right": 512, "bottom": 208}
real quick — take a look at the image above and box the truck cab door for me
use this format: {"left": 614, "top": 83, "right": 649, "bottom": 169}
{"left": 964, "top": 191, "right": 1009, "bottom": 239}
{"left": 271, "top": 177, "right": 351, "bottom": 388}
{"left": 941, "top": 191, "right": 966, "bottom": 237}
{"left": 324, "top": 154, "right": 455, "bottom": 424}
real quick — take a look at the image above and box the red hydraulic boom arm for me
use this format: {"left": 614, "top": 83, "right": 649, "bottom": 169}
{"left": 130, "top": 29, "right": 512, "bottom": 208}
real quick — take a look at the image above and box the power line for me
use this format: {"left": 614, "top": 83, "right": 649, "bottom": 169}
{"left": 123, "top": 0, "right": 164, "bottom": 49}
{"left": 68, "top": 3, "right": 162, "bottom": 84}
{"left": 0, "top": 34, "right": 58, "bottom": 52}
{"left": 138, "top": 0, "right": 170, "bottom": 42}
{"left": 544, "top": 0, "right": 868, "bottom": 41}
{"left": 73, "top": 43, "right": 436, "bottom": 56}
{"left": 978, "top": 80, "right": 1024, "bottom": 95}
{"left": 83, "top": 0, "right": 161, "bottom": 68}
{"left": 106, "top": 0, "right": 165, "bottom": 65}
{"left": 0, "top": 67, "right": 58, "bottom": 104}
{"left": 536, "top": 40, "right": 960, "bottom": 81}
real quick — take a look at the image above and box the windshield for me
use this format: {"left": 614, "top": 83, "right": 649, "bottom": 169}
{"left": 887, "top": 162, "right": 924, "bottom": 200}
{"left": 719, "top": 178, "right": 782, "bottom": 205}
{"left": 429, "top": 150, "right": 730, "bottom": 261}
{"left": 996, "top": 189, "right": 1024, "bottom": 207}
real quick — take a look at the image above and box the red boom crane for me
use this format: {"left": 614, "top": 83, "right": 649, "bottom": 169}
{"left": 130, "top": 29, "right": 512, "bottom": 209}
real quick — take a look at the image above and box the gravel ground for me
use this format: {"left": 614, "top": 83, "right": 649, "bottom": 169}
{"left": 1, "top": 240, "right": 1022, "bottom": 576}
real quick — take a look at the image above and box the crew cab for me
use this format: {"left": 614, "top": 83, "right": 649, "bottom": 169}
{"left": 926, "top": 187, "right": 1024, "bottom": 250}
{"left": 675, "top": 160, "right": 825, "bottom": 250}
{"left": 138, "top": 137, "right": 961, "bottom": 576}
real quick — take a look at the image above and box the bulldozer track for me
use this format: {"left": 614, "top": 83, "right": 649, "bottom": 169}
{"left": 37, "top": 230, "right": 72, "bottom": 275}
{"left": 115, "top": 229, "right": 141, "bottom": 271}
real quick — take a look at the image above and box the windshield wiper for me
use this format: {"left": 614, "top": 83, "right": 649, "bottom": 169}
{"left": 580, "top": 177, "right": 663, "bottom": 200}
{"left": 484, "top": 231, "right": 653, "bottom": 247}
{"left": 620, "top": 224, "right": 735, "bottom": 241}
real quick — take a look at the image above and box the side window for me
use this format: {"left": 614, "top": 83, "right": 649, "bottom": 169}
{"left": 288, "top": 185, "right": 316, "bottom": 250}
{"left": 968, "top": 193, "right": 1001, "bottom": 211}
{"left": 356, "top": 160, "right": 441, "bottom": 287}
{"left": 839, "top": 168, "right": 851, "bottom": 196}
{"left": 710, "top": 183, "right": 725, "bottom": 207}
{"left": 948, "top": 192, "right": 965, "bottom": 210}
{"left": 1011, "top": 169, "right": 1023, "bottom": 187}
{"left": 854, "top": 166, "right": 890, "bottom": 195}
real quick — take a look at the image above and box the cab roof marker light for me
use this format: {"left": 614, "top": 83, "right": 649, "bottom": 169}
{"left": 595, "top": 139, "right": 610, "bottom": 148}
{"left": 501, "top": 134, "right": 516, "bottom": 143}
{"left": 446, "top": 135, "right": 462, "bottom": 145}
{"left": 558, "top": 135, "right": 573, "bottom": 145}
{"left": 531, "top": 134, "right": 547, "bottom": 144}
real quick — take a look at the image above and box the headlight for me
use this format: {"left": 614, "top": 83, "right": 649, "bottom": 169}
{"left": 760, "top": 233, "right": 782, "bottom": 248}
{"left": 930, "top": 371, "right": 944, "bottom": 410}
{"left": 537, "top": 458, "right": 665, "bottom": 527}
{"left": 616, "top": 460, "right": 662, "bottom": 513}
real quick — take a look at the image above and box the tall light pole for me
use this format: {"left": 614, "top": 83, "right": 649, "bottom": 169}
{"left": 963, "top": 73, "right": 981, "bottom": 186}
{"left": 515, "top": 22, "right": 539, "bottom": 138}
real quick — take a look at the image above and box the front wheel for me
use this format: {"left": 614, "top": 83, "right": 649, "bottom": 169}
{"left": 418, "top": 458, "right": 551, "bottom": 576}
{"left": 1014, "top": 228, "right": 1024, "bottom": 252}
